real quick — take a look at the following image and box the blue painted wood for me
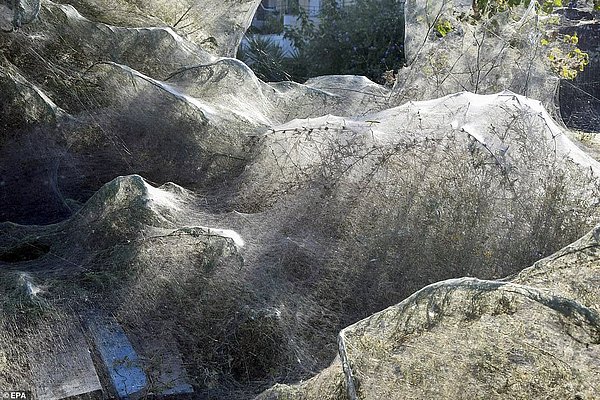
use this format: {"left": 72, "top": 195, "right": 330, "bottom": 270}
{"left": 155, "top": 354, "right": 194, "bottom": 396}
{"left": 160, "top": 379, "right": 194, "bottom": 396}
{"left": 131, "top": 336, "right": 195, "bottom": 398}
{"left": 86, "top": 315, "right": 148, "bottom": 399}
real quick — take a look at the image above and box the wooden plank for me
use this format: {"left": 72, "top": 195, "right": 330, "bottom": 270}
{"left": 85, "top": 315, "right": 147, "bottom": 399}
{"left": 28, "top": 322, "right": 102, "bottom": 400}
{"left": 135, "top": 337, "right": 194, "bottom": 397}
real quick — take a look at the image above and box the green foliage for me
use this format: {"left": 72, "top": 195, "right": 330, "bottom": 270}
{"left": 435, "top": 20, "right": 454, "bottom": 37}
{"left": 545, "top": 33, "right": 589, "bottom": 80}
{"left": 263, "top": 14, "right": 284, "bottom": 34}
{"left": 247, "top": 13, "right": 284, "bottom": 35}
{"left": 541, "top": 0, "right": 562, "bottom": 13}
{"left": 474, "top": 0, "right": 527, "bottom": 18}
{"left": 287, "top": 0, "right": 301, "bottom": 14}
{"left": 468, "top": 0, "right": 589, "bottom": 81}
{"left": 237, "top": 35, "right": 292, "bottom": 82}
{"left": 284, "top": 0, "right": 405, "bottom": 83}
{"left": 236, "top": 35, "right": 311, "bottom": 82}
{"left": 473, "top": 0, "right": 566, "bottom": 18}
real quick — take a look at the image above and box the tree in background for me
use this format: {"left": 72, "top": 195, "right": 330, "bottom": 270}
{"left": 286, "top": 0, "right": 405, "bottom": 82}
{"left": 239, "top": 0, "right": 405, "bottom": 83}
